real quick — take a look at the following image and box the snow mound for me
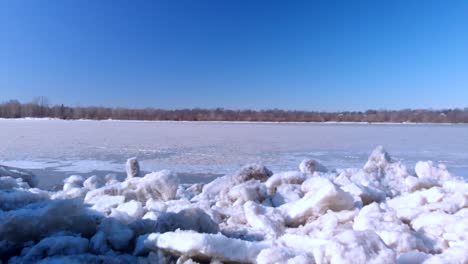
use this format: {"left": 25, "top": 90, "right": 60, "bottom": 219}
{"left": 1, "top": 146, "right": 467, "bottom": 263}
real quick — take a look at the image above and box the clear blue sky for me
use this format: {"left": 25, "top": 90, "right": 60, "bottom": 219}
{"left": 1, "top": 0, "right": 467, "bottom": 111}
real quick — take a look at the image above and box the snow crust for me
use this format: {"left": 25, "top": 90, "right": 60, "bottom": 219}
{"left": 0, "top": 146, "right": 467, "bottom": 263}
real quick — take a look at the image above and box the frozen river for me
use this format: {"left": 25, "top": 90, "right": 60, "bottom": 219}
{"left": 1, "top": 119, "right": 467, "bottom": 188}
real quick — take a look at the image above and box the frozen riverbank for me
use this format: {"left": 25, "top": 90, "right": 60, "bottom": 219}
{"left": 1, "top": 147, "right": 467, "bottom": 263}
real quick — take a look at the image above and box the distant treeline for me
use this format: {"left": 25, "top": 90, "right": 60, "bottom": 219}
{"left": 1, "top": 97, "right": 468, "bottom": 123}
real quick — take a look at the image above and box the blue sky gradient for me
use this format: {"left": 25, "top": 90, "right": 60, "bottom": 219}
{"left": 1, "top": 0, "right": 467, "bottom": 111}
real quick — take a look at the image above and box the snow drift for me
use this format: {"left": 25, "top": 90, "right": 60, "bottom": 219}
{"left": 0, "top": 146, "right": 467, "bottom": 263}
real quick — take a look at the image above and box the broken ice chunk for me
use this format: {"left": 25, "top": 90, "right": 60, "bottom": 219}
{"left": 126, "top": 157, "right": 140, "bottom": 179}
{"left": 144, "top": 231, "right": 272, "bottom": 263}
{"left": 281, "top": 177, "right": 354, "bottom": 226}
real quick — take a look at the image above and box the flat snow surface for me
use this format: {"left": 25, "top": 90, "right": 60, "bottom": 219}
{"left": 1, "top": 119, "right": 468, "bottom": 188}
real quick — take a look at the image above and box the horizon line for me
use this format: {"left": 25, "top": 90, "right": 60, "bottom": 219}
{"left": 2, "top": 98, "right": 468, "bottom": 113}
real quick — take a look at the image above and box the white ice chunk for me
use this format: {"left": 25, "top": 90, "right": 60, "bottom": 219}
{"left": 126, "top": 170, "right": 179, "bottom": 202}
{"left": 144, "top": 231, "right": 272, "bottom": 263}
{"left": 265, "top": 171, "right": 306, "bottom": 194}
{"left": 278, "top": 233, "right": 328, "bottom": 253}
{"left": 244, "top": 201, "right": 284, "bottom": 237}
{"left": 226, "top": 180, "right": 267, "bottom": 206}
{"left": 341, "top": 182, "right": 386, "bottom": 205}
{"left": 353, "top": 203, "right": 429, "bottom": 254}
{"left": 281, "top": 177, "right": 354, "bottom": 226}
{"left": 270, "top": 184, "right": 302, "bottom": 207}
{"left": 62, "top": 175, "right": 84, "bottom": 191}
{"left": 200, "top": 164, "right": 272, "bottom": 200}
{"left": 85, "top": 169, "right": 179, "bottom": 204}
{"left": 363, "top": 145, "right": 392, "bottom": 173}
{"left": 111, "top": 200, "right": 144, "bottom": 223}
{"left": 415, "top": 161, "right": 454, "bottom": 181}
{"left": 87, "top": 194, "right": 126, "bottom": 213}
{"left": 323, "top": 230, "right": 396, "bottom": 264}
{"left": 358, "top": 146, "right": 413, "bottom": 196}
{"left": 83, "top": 175, "right": 106, "bottom": 190}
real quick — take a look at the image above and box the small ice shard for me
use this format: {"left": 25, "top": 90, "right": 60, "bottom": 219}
{"left": 126, "top": 157, "right": 140, "bottom": 178}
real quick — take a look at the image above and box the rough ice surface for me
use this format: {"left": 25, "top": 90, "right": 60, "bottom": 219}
{"left": 0, "top": 146, "right": 467, "bottom": 263}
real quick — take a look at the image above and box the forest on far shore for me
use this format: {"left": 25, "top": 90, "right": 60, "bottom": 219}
{"left": 1, "top": 97, "right": 468, "bottom": 123}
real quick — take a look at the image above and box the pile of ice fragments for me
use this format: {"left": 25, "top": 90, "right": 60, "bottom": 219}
{"left": 0, "top": 146, "right": 467, "bottom": 263}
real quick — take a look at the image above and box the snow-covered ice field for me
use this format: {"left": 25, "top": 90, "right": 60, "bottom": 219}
{"left": 0, "top": 119, "right": 467, "bottom": 263}
{"left": 1, "top": 119, "right": 467, "bottom": 188}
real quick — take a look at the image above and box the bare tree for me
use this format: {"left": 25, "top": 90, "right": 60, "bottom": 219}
{"left": 0, "top": 98, "right": 467, "bottom": 123}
